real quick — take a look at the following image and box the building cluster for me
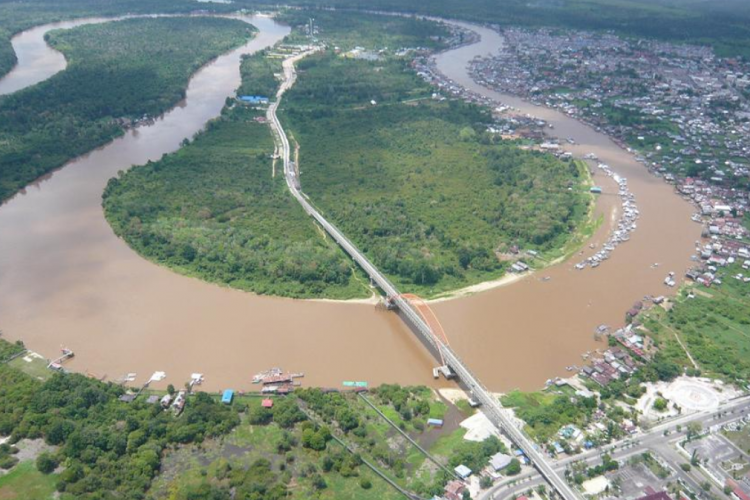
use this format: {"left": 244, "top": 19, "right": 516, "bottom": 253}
{"left": 674, "top": 176, "right": 750, "bottom": 285}
{"left": 580, "top": 345, "right": 639, "bottom": 388}
{"left": 411, "top": 25, "right": 553, "bottom": 141}
{"left": 469, "top": 28, "right": 750, "bottom": 256}
{"left": 412, "top": 54, "right": 550, "bottom": 141}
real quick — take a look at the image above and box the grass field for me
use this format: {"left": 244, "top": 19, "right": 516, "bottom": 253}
{"left": 0, "top": 461, "right": 57, "bottom": 500}
{"left": 724, "top": 427, "right": 750, "bottom": 455}
{"left": 7, "top": 354, "right": 51, "bottom": 382}
{"left": 640, "top": 265, "right": 750, "bottom": 382}
{"left": 150, "top": 389, "right": 466, "bottom": 500}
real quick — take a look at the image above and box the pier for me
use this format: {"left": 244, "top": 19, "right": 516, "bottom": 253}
{"left": 47, "top": 347, "right": 74, "bottom": 370}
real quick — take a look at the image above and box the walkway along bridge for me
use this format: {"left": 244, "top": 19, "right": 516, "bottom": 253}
{"left": 267, "top": 51, "right": 581, "bottom": 500}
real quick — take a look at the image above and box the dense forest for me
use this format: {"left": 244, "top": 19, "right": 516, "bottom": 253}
{"left": 5, "top": 0, "right": 750, "bottom": 80}
{"left": 277, "top": 9, "right": 451, "bottom": 51}
{"left": 264, "top": 0, "right": 750, "bottom": 59}
{"left": 0, "top": 341, "right": 498, "bottom": 500}
{"left": 0, "top": 361, "right": 241, "bottom": 498}
{"left": 0, "top": 0, "right": 237, "bottom": 79}
{"left": 104, "top": 105, "right": 368, "bottom": 299}
{"left": 106, "top": 13, "right": 589, "bottom": 298}
{"left": 0, "top": 16, "right": 253, "bottom": 202}
{"left": 238, "top": 49, "right": 282, "bottom": 99}
{"left": 281, "top": 52, "right": 589, "bottom": 295}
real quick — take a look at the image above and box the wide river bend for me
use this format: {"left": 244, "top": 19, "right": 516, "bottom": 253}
{"left": 0, "top": 16, "right": 699, "bottom": 391}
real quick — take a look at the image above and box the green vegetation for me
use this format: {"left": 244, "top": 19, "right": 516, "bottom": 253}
{"left": 0, "top": 442, "right": 19, "bottom": 469}
{"left": 0, "top": 342, "right": 482, "bottom": 500}
{"left": 0, "top": 460, "right": 58, "bottom": 499}
{"left": 724, "top": 425, "right": 750, "bottom": 455}
{"left": 500, "top": 389, "right": 596, "bottom": 442}
{"left": 104, "top": 105, "right": 368, "bottom": 298}
{"left": 0, "top": 0, "right": 235, "bottom": 80}
{"left": 632, "top": 452, "right": 670, "bottom": 479}
{"left": 282, "top": 52, "right": 589, "bottom": 296}
{"left": 238, "top": 49, "right": 282, "bottom": 99}
{"left": 262, "top": 0, "right": 750, "bottom": 59}
{"left": 0, "top": 359, "right": 240, "bottom": 499}
{"left": 277, "top": 9, "right": 450, "bottom": 51}
{"left": 0, "top": 339, "right": 24, "bottom": 363}
{"left": 640, "top": 266, "right": 750, "bottom": 383}
{"left": 106, "top": 14, "right": 590, "bottom": 298}
{"left": 0, "top": 16, "right": 253, "bottom": 202}
{"left": 153, "top": 392, "right": 404, "bottom": 500}
{"left": 653, "top": 397, "right": 668, "bottom": 411}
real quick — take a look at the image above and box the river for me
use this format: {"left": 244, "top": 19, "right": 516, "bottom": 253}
{"left": 431, "top": 22, "right": 699, "bottom": 390}
{"left": 0, "top": 15, "right": 442, "bottom": 391}
{"left": 0, "top": 16, "right": 699, "bottom": 392}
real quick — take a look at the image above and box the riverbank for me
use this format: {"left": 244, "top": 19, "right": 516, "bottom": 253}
{"left": 427, "top": 159, "right": 604, "bottom": 303}
{"left": 0, "top": 16, "right": 255, "bottom": 203}
{"left": 0, "top": 10, "right": 698, "bottom": 393}
{"left": 430, "top": 19, "right": 699, "bottom": 391}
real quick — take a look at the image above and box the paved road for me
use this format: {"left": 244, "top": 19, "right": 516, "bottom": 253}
{"left": 267, "top": 51, "right": 580, "bottom": 500}
{"left": 482, "top": 396, "right": 750, "bottom": 500}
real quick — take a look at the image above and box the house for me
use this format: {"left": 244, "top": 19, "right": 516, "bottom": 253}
{"left": 118, "top": 394, "right": 136, "bottom": 403}
{"left": 221, "top": 389, "right": 234, "bottom": 405}
{"left": 443, "top": 480, "right": 466, "bottom": 500}
{"left": 261, "top": 398, "right": 274, "bottom": 408}
{"left": 489, "top": 452, "right": 512, "bottom": 471}
{"left": 454, "top": 464, "right": 472, "bottom": 479}
{"left": 146, "top": 395, "right": 160, "bottom": 405}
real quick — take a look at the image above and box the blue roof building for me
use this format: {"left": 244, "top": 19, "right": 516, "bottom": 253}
{"left": 239, "top": 95, "right": 269, "bottom": 104}
{"left": 221, "top": 389, "right": 234, "bottom": 404}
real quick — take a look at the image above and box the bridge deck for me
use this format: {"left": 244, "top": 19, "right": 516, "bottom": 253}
{"left": 268, "top": 50, "right": 580, "bottom": 500}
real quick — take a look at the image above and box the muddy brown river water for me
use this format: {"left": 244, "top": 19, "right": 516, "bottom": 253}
{"left": 0, "top": 16, "right": 699, "bottom": 392}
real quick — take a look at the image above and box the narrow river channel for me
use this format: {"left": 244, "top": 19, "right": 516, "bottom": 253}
{"left": 0, "top": 16, "right": 699, "bottom": 392}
